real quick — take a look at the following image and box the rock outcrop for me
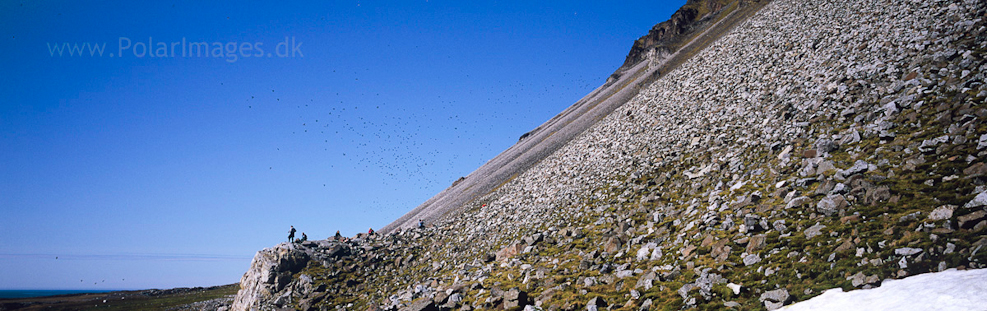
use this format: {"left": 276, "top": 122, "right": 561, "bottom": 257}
{"left": 620, "top": 0, "right": 752, "bottom": 70}
{"left": 234, "top": 0, "right": 987, "bottom": 309}
{"left": 231, "top": 242, "right": 315, "bottom": 310}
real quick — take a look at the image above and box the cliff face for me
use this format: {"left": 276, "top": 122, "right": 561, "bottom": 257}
{"left": 234, "top": 0, "right": 987, "bottom": 309}
{"left": 619, "top": 0, "right": 733, "bottom": 70}
{"left": 230, "top": 243, "right": 310, "bottom": 310}
{"left": 231, "top": 240, "right": 359, "bottom": 310}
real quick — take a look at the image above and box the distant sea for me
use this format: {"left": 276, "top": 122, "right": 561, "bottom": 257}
{"left": 0, "top": 290, "right": 117, "bottom": 299}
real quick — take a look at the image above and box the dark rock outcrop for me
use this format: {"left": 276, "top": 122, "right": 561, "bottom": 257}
{"left": 621, "top": 0, "right": 740, "bottom": 69}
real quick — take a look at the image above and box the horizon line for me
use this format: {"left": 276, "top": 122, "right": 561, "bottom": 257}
{"left": 0, "top": 253, "right": 251, "bottom": 262}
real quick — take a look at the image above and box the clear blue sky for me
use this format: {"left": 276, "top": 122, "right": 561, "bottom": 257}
{"left": 0, "top": 0, "right": 685, "bottom": 290}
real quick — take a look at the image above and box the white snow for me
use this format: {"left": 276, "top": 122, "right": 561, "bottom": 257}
{"left": 782, "top": 269, "right": 987, "bottom": 311}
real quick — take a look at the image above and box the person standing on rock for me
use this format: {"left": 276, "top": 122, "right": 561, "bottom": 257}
{"left": 288, "top": 225, "right": 296, "bottom": 243}
{"left": 334, "top": 230, "right": 342, "bottom": 240}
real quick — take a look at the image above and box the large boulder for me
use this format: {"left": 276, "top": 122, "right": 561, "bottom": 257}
{"left": 496, "top": 243, "right": 524, "bottom": 262}
{"left": 231, "top": 243, "right": 311, "bottom": 311}
{"left": 587, "top": 296, "right": 608, "bottom": 311}
{"left": 760, "top": 289, "right": 791, "bottom": 310}
{"left": 964, "top": 191, "right": 987, "bottom": 209}
{"left": 804, "top": 223, "right": 827, "bottom": 239}
{"left": 816, "top": 194, "right": 849, "bottom": 217}
{"left": 504, "top": 288, "right": 528, "bottom": 309}
{"left": 958, "top": 210, "right": 987, "bottom": 229}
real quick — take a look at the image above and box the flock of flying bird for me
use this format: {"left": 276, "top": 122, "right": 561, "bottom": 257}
{"left": 242, "top": 67, "right": 598, "bottom": 214}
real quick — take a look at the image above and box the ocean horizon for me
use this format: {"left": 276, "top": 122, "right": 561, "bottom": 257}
{"left": 0, "top": 289, "right": 120, "bottom": 299}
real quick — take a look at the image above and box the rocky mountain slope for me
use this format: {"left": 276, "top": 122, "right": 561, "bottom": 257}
{"left": 380, "top": 0, "right": 763, "bottom": 234}
{"left": 232, "top": 0, "right": 987, "bottom": 310}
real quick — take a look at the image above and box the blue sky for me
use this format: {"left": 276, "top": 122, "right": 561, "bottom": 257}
{"left": 0, "top": 0, "right": 684, "bottom": 290}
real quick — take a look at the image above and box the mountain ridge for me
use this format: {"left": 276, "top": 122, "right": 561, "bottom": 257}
{"left": 381, "top": 0, "right": 767, "bottom": 234}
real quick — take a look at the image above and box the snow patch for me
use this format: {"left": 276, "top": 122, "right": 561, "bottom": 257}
{"left": 783, "top": 269, "right": 987, "bottom": 311}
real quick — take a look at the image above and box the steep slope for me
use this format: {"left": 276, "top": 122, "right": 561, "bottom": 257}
{"left": 232, "top": 0, "right": 987, "bottom": 310}
{"left": 381, "top": 0, "right": 767, "bottom": 234}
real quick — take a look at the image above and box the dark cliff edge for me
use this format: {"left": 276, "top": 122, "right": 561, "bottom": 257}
{"left": 620, "top": 0, "right": 748, "bottom": 73}
{"left": 613, "top": 0, "right": 768, "bottom": 84}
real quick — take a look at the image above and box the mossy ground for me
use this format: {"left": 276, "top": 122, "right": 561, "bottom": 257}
{"left": 0, "top": 284, "right": 238, "bottom": 311}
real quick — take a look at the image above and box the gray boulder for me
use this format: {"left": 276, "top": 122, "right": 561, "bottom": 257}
{"left": 760, "top": 289, "right": 790, "bottom": 310}
{"left": 927, "top": 205, "right": 957, "bottom": 221}
{"left": 816, "top": 194, "right": 848, "bottom": 217}
{"left": 958, "top": 210, "right": 987, "bottom": 229}
{"left": 587, "top": 296, "right": 607, "bottom": 311}
{"left": 743, "top": 253, "right": 761, "bottom": 266}
{"left": 786, "top": 196, "right": 811, "bottom": 209}
{"left": 894, "top": 247, "right": 922, "bottom": 256}
{"left": 815, "top": 138, "right": 839, "bottom": 153}
{"left": 504, "top": 288, "right": 528, "bottom": 309}
{"left": 845, "top": 160, "right": 872, "bottom": 176}
{"left": 964, "top": 191, "right": 987, "bottom": 209}
{"left": 805, "top": 223, "right": 827, "bottom": 239}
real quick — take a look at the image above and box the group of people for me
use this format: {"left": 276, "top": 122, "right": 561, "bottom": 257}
{"left": 288, "top": 219, "right": 426, "bottom": 243}
{"left": 287, "top": 225, "right": 307, "bottom": 243}
{"left": 287, "top": 226, "right": 375, "bottom": 243}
